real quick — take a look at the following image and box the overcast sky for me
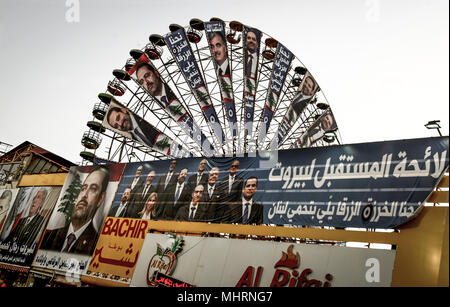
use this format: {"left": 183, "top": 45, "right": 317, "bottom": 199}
{"left": 0, "top": 0, "right": 448, "bottom": 163}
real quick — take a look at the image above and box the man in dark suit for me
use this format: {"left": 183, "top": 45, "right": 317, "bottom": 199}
{"left": 156, "top": 159, "right": 178, "bottom": 196}
{"left": 244, "top": 28, "right": 260, "bottom": 80}
{"left": 186, "top": 159, "right": 208, "bottom": 195}
{"left": 175, "top": 185, "right": 209, "bottom": 222}
{"left": 135, "top": 62, "right": 177, "bottom": 107}
{"left": 40, "top": 166, "right": 110, "bottom": 255}
{"left": 158, "top": 168, "right": 190, "bottom": 220}
{"left": 106, "top": 105, "right": 159, "bottom": 148}
{"left": 207, "top": 31, "right": 230, "bottom": 77}
{"left": 292, "top": 75, "right": 318, "bottom": 117}
{"left": 7, "top": 188, "right": 47, "bottom": 246}
{"left": 109, "top": 187, "right": 133, "bottom": 218}
{"left": 132, "top": 170, "right": 156, "bottom": 216}
{"left": 201, "top": 167, "right": 226, "bottom": 222}
{"left": 218, "top": 160, "right": 243, "bottom": 204}
{"left": 128, "top": 165, "right": 144, "bottom": 203}
{"left": 228, "top": 177, "right": 263, "bottom": 225}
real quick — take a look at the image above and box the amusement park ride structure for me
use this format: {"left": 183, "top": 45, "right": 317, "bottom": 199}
{"left": 80, "top": 18, "right": 342, "bottom": 164}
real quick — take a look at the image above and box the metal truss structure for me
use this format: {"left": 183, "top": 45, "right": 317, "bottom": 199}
{"left": 80, "top": 18, "right": 342, "bottom": 164}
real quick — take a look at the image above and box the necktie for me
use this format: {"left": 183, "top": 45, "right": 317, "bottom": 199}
{"left": 209, "top": 185, "right": 213, "bottom": 198}
{"left": 142, "top": 185, "right": 148, "bottom": 196}
{"left": 161, "top": 95, "right": 168, "bottom": 107}
{"left": 116, "top": 204, "right": 124, "bottom": 217}
{"left": 134, "top": 128, "right": 153, "bottom": 147}
{"left": 246, "top": 54, "right": 253, "bottom": 78}
{"left": 189, "top": 207, "right": 196, "bottom": 220}
{"left": 175, "top": 184, "right": 182, "bottom": 203}
{"left": 196, "top": 174, "right": 201, "bottom": 185}
{"left": 229, "top": 176, "right": 234, "bottom": 193}
{"left": 219, "top": 67, "right": 223, "bottom": 76}
{"left": 63, "top": 233, "right": 76, "bottom": 253}
{"left": 165, "top": 172, "right": 172, "bottom": 189}
{"left": 119, "top": 203, "right": 128, "bottom": 217}
{"left": 243, "top": 203, "right": 249, "bottom": 224}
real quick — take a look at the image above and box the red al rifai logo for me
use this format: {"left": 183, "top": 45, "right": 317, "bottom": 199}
{"left": 146, "top": 235, "right": 184, "bottom": 287}
{"left": 236, "top": 244, "right": 333, "bottom": 287}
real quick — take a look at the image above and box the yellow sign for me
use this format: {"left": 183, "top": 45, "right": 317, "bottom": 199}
{"left": 82, "top": 217, "right": 150, "bottom": 287}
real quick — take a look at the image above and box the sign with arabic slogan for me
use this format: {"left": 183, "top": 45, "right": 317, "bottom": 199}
{"left": 82, "top": 217, "right": 150, "bottom": 286}
{"left": 264, "top": 136, "right": 448, "bottom": 228}
{"left": 165, "top": 28, "right": 225, "bottom": 148}
{"left": 258, "top": 43, "right": 293, "bottom": 148}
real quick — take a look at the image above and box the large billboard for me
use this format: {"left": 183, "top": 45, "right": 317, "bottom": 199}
{"left": 33, "top": 164, "right": 125, "bottom": 276}
{"left": 130, "top": 233, "right": 396, "bottom": 287}
{"left": 0, "top": 188, "right": 19, "bottom": 234}
{"left": 0, "top": 186, "right": 61, "bottom": 268}
{"left": 296, "top": 108, "right": 338, "bottom": 148}
{"left": 50, "top": 136, "right": 448, "bottom": 230}
{"left": 275, "top": 70, "right": 320, "bottom": 145}
{"left": 83, "top": 217, "right": 150, "bottom": 286}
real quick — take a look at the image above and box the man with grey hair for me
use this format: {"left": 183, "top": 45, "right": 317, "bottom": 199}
{"left": 0, "top": 190, "right": 13, "bottom": 231}
{"left": 6, "top": 188, "right": 48, "bottom": 245}
{"left": 201, "top": 167, "right": 226, "bottom": 222}
{"left": 158, "top": 168, "right": 190, "bottom": 220}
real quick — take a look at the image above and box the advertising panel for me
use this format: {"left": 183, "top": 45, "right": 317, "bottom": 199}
{"left": 130, "top": 233, "right": 396, "bottom": 287}
{"left": 76, "top": 136, "right": 448, "bottom": 229}
{"left": 296, "top": 108, "right": 338, "bottom": 148}
{"left": 165, "top": 28, "right": 225, "bottom": 147}
{"left": 128, "top": 55, "right": 215, "bottom": 156}
{"left": 33, "top": 164, "right": 125, "bottom": 276}
{"left": 0, "top": 186, "right": 61, "bottom": 268}
{"left": 258, "top": 43, "right": 294, "bottom": 148}
{"left": 0, "top": 188, "right": 19, "bottom": 234}
{"left": 242, "top": 26, "right": 262, "bottom": 141}
{"left": 275, "top": 70, "right": 320, "bottom": 145}
{"left": 204, "top": 20, "right": 238, "bottom": 139}
{"left": 102, "top": 99, "right": 190, "bottom": 158}
{"left": 82, "top": 217, "right": 150, "bottom": 286}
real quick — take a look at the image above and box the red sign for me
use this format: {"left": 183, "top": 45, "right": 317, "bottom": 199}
{"left": 236, "top": 245, "right": 333, "bottom": 287}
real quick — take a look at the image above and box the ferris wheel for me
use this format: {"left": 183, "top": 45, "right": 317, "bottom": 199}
{"left": 80, "top": 18, "right": 342, "bottom": 164}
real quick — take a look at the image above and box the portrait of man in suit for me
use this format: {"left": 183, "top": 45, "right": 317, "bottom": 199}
{"left": 229, "top": 177, "right": 263, "bottom": 225}
{"left": 156, "top": 159, "right": 178, "bottom": 195}
{"left": 175, "top": 184, "right": 208, "bottom": 222}
{"left": 0, "top": 190, "right": 13, "bottom": 233}
{"left": 292, "top": 75, "right": 318, "bottom": 117}
{"left": 208, "top": 31, "right": 230, "bottom": 77}
{"left": 40, "top": 166, "right": 110, "bottom": 255}
{"left": 133, "top": 169, "right": 156, "bottom": 216}
{"left": 6, "top": 188, "right": 47, "bottom": 246}
{"left": 109, "top": 187, "right": 132, "bottom": 218}
{"left": 128, "top": 165, "right": 144, "bottom": 202}
{"left": 158, "top": 168, "right": 190, "bottom": 220}
{"left": 186, "top": 159, "right": 208, "bottom": 195}
{"left": 136, "top": 62, "right": 177, "bottom": 108}
{"left": 106, "top": 105, "right": 159, "bottom": 149}
{"left": 244, "top": 28, "right": 260, "bottom": 80}
{"left": 201, "top": 167, "right": 225, "bottom": 222}
{"left": 219, "top": 160, "right": 243, "bottom": 204}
